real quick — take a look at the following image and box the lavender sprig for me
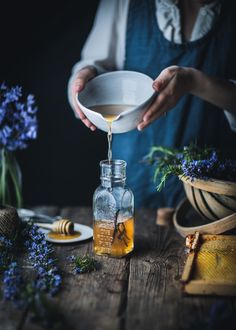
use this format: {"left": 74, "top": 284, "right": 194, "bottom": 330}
{"left": 3, "top": 262, "right": 25, "bottom": 307}
{"left": 0, "top": 223, "right": 66, "bottom": 328}
{"left": 22, "top": 224, "right": 62, "bottom": 296}
{"left": 0, "top": 234, "right": 13, "bottom": 272}
{"left": 0, "top": 234, "right": 13, "bottom": 250}
{"left": 145, "top": 144, "right": 236, "bottom": 191}
{"left": 0, "top": 82, "right": 38, "bottom": 151}
{"left": 2, "top": 223, "right": 61, "bottom": 307}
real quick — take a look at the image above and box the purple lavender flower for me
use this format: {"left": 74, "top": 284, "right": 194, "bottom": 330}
{"left": 0, "top": 234, "right": 14, "bottom": 272}
{"left": 0, "top": 235, "right": 13, "bottom": 249}
{"left": 147, "top": 144, "right": 236, "bottom": 192}
{"left": 67, "top": 255, "right": 76, "bottom": 262}
{"left": 22, "top": 224, "right": 62, "bottom": 295}
{"left": 3, "top": 262, "right": 24, "bottom": 304}
{"left": 1, "top": 222, "right": 62, "bottom": 314}
{"left": 75, "top": 267, "right": 82, "bottom": 274}
{"left": 181, "top": 150, "right": 236, "bottom": 181}
{"left": 0, "top": 82, "right": 38, "bottom": 151}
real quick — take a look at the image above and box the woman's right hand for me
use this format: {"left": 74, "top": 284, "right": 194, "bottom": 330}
{"left": 71, "top": 66, "right": 97, "bottom": 131}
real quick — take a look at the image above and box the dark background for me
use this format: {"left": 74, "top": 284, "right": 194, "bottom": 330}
{"left": 0, "top": 0, "right": 106, "bottom": 207}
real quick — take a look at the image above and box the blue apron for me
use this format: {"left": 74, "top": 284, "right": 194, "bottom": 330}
{"left": 112, "top": 0, "right": 236, "bottom": 208}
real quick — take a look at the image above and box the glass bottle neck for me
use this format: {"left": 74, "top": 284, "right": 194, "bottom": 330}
{"left": 100, "top": 160, "right": 126, "bottom": 188}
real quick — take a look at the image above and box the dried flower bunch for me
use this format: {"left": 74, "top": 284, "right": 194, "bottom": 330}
{"left": 146, "top": 144, "right": 236, "bottom": 191}
{"left": 0, "top": 82, "right": 38, "bottom": 207}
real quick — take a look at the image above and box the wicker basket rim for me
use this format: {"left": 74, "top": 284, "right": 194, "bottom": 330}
{"left": 179, "top": 175, "right": 236, "bottom": 196}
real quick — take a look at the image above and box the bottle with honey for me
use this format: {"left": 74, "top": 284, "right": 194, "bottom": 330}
{"left": 93, "top": 160, "right": 134, "bottom": 257}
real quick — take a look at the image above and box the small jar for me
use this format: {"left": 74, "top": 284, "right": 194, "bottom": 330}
{"left": 93, "top": 160, "right": 134, "bottom": 257}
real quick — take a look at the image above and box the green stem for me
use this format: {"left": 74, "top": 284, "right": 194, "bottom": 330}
{"left": 9, "top": 168, "right": 23, "bottom": 208}
{"left": 7, "top": 153, "right": 23, "bottom": 208}
{"left": 0, "top": 150, "right": 23, "bottom": 208}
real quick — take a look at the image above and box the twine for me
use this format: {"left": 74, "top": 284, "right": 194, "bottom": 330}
{"left": 0, "top": 205, "right": 21, "bottom": 239}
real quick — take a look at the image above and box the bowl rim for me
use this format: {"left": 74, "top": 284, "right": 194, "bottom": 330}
{"left": 76, "top": 70, "right": 156, "bottom": 118}
{"left": 179, "top": 175, "right": 236, "bottom": 196}
{"left": 88, "top": 70, "right": 154, "bottom": 84}
{"left": 173, "top": 198, "right": 236, "bottom": 237}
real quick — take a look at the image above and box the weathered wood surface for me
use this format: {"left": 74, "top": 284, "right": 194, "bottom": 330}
{"left": 1, "top": 207, "right": 235, "bottom": 330}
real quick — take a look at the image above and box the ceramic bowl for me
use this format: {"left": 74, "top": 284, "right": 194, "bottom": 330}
{"left": 76, "top": 70, "right": 156, "bottom": 133}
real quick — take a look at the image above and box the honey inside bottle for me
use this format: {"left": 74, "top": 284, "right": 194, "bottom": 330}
{"left": 93, "top": 160, "right": 134, "bottom": 258}
{"left": 93, "top": 217, "right": 134, "bottom": 257}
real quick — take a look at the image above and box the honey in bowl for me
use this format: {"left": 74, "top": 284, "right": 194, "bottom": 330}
{"left": 90, "top": 104, "right": 135, "bottom": 119}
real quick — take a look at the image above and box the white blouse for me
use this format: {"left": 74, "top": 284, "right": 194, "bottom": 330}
{"left": 68, "top": 0, "right": 236, "bottom": 131}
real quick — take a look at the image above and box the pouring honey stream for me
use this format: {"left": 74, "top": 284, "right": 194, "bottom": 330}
{"left": 90, "top": 104, "right": 136, "bottom": 163}
{"left": 103, "top": 114, "right": 117, "bottom": 163}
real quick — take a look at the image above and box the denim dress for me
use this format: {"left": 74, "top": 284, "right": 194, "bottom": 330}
{"left": 112, "top": 0, "right": 236, "bottom": 208}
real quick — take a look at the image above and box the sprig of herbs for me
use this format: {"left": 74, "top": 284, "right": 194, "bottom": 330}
{"left": 145, "top": 144, "right": 236, "bottom": 191}
{"left": 70, "top": 255, "right": 98, "bottom": 274}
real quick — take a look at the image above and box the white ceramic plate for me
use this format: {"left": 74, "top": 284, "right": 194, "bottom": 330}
{"left": 38, "top": 223, "right": 93, "bottom": 244}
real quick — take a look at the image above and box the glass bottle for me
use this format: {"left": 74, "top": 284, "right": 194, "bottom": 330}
{"left": 93, "top": 160, "right": 134, "bottom": 257}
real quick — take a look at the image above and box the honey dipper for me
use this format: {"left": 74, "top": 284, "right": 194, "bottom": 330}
{"left": 35, "top": 219, "right": 74, "bottom": 235}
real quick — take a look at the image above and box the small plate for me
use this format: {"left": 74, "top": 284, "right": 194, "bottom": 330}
{"left": 38, "top": 223, "right": 93, "bottom": 244}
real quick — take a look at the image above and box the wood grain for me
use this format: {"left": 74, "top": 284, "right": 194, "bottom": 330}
{"left": 0, "top": 206, "right": 235, "bottom": 330}
{"left": 125, "top": 210, "right": 185, "bottom": 330}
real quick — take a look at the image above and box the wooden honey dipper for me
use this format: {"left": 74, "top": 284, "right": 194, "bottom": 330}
{"left": 35, "top": 219, "right": 74, "bottom": 235}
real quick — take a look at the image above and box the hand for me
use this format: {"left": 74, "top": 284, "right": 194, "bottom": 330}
{"left": 137, "top": 66, "right": 194, "bottom": 130}
{"left": 71, "top": 66, "right": 97, "bottom": 131}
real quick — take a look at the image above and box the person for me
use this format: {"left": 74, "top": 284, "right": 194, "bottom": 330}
{"left": 68, "top": 0, "right": 236, "bottom": 208}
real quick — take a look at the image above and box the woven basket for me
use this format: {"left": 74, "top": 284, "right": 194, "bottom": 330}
{"left": 0, "top": 205, "right": 21, "bottom": 239}
{"left": 180, "top": 176, "right": 236, "bottom": 222}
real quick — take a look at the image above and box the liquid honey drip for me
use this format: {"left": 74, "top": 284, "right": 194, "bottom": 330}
{"left": 90, "top": 105, "right": 136, "bottom": 163}
{"left": 48, "top": 231, "right": 81, "bottom": 240}
{"left": 93, "top": 217, "right": 134, "bottom": 257}
{"left": 103, "top": 115, "right": 117, "bottom": 163}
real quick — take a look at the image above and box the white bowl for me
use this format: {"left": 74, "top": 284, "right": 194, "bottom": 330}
{"left": 76, "top": 70, "right": 156, "bottom": 133}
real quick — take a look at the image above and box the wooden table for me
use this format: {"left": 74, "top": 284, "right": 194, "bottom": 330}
{"left": 0, "top": 207, "right": 235, "bottom": 330}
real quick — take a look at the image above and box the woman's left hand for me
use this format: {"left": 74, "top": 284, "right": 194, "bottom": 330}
{"left": 137, "top": 66, "right": 194, "bottom": 130}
